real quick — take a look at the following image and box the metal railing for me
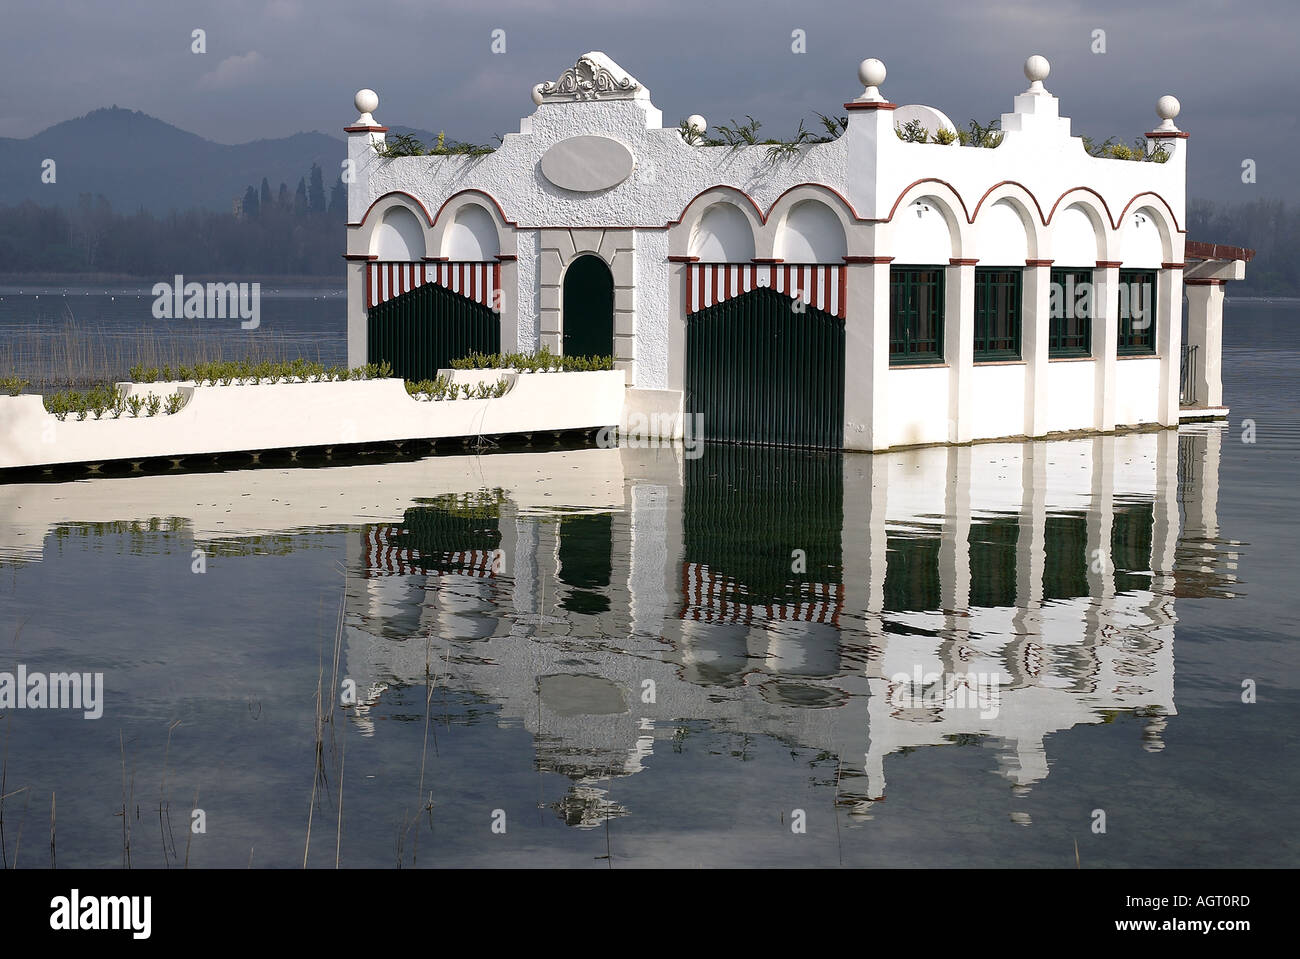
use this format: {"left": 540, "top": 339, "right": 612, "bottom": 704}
{"left": 1180, "top": 343, "right": 1199, "bottom": 406}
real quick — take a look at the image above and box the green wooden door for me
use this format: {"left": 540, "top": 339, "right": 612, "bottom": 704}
{"left": 367, "top": 282, "right": 500, "bottom": 382}
{"left": 562, "top": 255, "right": 614, "bottom": 357}
{"left": 686, "top": 287, "right": 845, "bottom": 449}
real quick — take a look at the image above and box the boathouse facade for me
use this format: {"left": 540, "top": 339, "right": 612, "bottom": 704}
{"left": 344, "top": 52, "right": 1249, "bottom": 452}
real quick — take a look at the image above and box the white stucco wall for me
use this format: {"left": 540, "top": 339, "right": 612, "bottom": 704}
{"left": 0, "top": 372, "right": 627, "bottom": 470}
{"left": 1044, "top": 360, "right": 1097, "bottom": 433}
{"left": 516, "top": 230, "right": 541, "bottom": 351}
{"left": 887, "top": 367, "right": 950, "bottom": 447}
{"left": 969, "top": 364, "right": 1027, "bottom": 439}
{"left": 634, "top": 229, "right": 670, "bottom": 389}
{"left": 1115, "top": 358, "right": 1161, "bottom": 426}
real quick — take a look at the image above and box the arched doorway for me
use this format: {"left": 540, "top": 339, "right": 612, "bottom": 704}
{"left": 562, "top": 255, "right": 614, "bottom": 357}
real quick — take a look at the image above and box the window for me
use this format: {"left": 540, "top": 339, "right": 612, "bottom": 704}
{"left": 973, "top": 268, "right": 1022, "bottom": 360}
{"left": 1118, "top": 269, "right": 1157, "bottom": 355}
{"left": 890, "top": 267, "right": 944, "bottom": 365}
{"left": 1049, "top": 268, "right": 1092, "bottom": 357}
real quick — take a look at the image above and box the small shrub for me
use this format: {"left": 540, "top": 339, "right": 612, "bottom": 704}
{"left": 958, "top": 118, "right": 1004, "bottom": 149}
{"left": 146, "top": 394, "right": 162, "bottom": 417}
{"left": 126, "top": 395, "right": 146, "bottom": 418}
{"left": 1, "top": 376, "right": 30, "bottom": 396}
{"left": 164, "top": 393, "right": 185, "bottom": 415}
{"left": 933, "top": 127, "right": 958, "bottom": 145}
{"left": 895, "top": 118, "right": 929, "bottom": 143}
{"left": 43, "top": 392, "right": 66, "bottom": 421}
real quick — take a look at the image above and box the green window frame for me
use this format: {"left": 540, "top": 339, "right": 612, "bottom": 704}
{"left": 889, "top": 267, "right": 945, "bottom": 365}
{"left": 973, "top": 267, "right": 1022, "bottom": 360}
{"left": 1049, "top": 268, "right": 1093, "bottom": 358}
{"left": 1118, "top": 269, "right": 1157, "bottom": 356}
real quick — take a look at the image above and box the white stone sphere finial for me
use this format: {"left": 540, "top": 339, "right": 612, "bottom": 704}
{"left": 1155, "top": 94, "right": 1181, "bottom": 131}
{"left": 354, "top": 88, "right": 379, "bottom": 125}
{"left": 686, "top": 114, "right": 707, "bottom": 138}
{"left": 856, "top": 58, "right": 887, "bottom": 102}
{"left": 1023, "top": 55, "right": 1050, "bottom": 94}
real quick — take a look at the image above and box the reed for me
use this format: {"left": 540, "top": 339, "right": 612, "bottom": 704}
{"left": 0, "top": 321, "right": 326, "bottom": 391}
{"left": 159, "top": 719, "right": 182, "bottom": 868}
{"left": 118, "top": 730, "right": 132, "bottom": 868}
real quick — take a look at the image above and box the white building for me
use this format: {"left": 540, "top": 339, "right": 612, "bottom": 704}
{"left": 345, "top": 52, "right": 1250, "bottom": 452}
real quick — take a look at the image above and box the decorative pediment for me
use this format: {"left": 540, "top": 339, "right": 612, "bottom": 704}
{"left": 534, "top": 52, "right": 645, "bottom": 102}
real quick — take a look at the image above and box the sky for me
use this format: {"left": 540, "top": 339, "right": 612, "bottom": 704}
{"left": 1, "top": 0, "right": 1296, "bottom": 204}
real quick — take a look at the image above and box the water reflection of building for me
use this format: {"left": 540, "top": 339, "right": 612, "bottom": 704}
{"left": 342, "top": 427, "right": 1236, "bottom": 825}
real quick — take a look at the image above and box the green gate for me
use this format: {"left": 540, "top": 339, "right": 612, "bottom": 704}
{"left": 686, "top": 287, "right": 845, "bottom": 449}
{"left": 367, "top": 282, "right": 500, "bottom": 382}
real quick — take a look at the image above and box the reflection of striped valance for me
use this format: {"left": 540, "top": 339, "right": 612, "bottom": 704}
{"left": 362, "top": 526, "right": 497, "bottom": 578}
{"left": 680, "top": 562, "right": 844, "bottom": 626}
{"left": 367, "top": 261, "right": 499, "bottom": 309}
{"left": 687, "top": 263, "right": 845, "bottom": 318}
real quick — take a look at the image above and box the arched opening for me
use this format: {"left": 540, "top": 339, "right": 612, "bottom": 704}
{"left": 776, "top": 200, "right": 847, "bottom": 262}
{"left": 974, "top": 199, "right": 1031, "bottom": 264}
{"left": 891, "top": 197, "right": 956, "bottom": 264}
{"left": 443, "top": 203, "right": 500, "bottom": 260}
{"left": 372, "top": 206, "right": 425, "bottom": 260}
{"left": 690, "top": 203, "right": 755, "bottom": 261}
{"left": 562, "top": 254, "right": 614, "bottom": 357}
{"left": 1053, "top": 203, "right": 1104, "bottom": 266}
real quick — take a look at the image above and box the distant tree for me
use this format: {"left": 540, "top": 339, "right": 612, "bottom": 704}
{"left": 260, "top": 177, "right": 272, "bottom": 211}
{"left": 294, "top": 177, "right": 308, "bottom": 216}
{"left": 328, "top": 179, "right": 346, "bottom": 218}
{"left": 308, "top": 162, "right": 327, "bottom": 215}
{"left": 1188, "top": 198, "right": 1297, "bottom": 296}
{"left": 242, "top": 185, "right": 259, "bottom": 219}
{"left": 0, "top": 199, "right": 349, "bottom": 279}
{"left": 278, "top": 181, "right": 290, "bottom": 209}
{"left": 70, "top": 192, "right": 113, "bottom": 268}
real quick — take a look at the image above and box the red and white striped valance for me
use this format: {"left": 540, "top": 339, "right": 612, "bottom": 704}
{"left": 363, "top": 526, "right": 498, "bottom": 579}
{"left": 367, "top": 261, "right": 499, "bottom": 310}
{"left": 680, "top": 562, "right": 844, "bottom": 626}
{"left": 687, "top": 263, "right": 845, "bottom": 318}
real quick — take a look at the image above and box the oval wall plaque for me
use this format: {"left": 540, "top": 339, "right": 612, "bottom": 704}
{"left": 540, "top": 135, "right": 634, "bottom": 192}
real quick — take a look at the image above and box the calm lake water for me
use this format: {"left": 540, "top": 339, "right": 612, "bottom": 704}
{"left": 0, "top": 295, "right": 1296, "bottom": 868}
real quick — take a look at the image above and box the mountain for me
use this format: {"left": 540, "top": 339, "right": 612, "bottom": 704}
{"left": 0, "top": 107, "right": 345, "bottom": 214}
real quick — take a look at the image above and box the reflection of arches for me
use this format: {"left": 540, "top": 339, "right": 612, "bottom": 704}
{"left": 443, "top": 204, "right": 500, "bottom": 260}
{"left": 372, "top": 206, "right": 425, "bottom": 260}
{"left": 562, "top": 254, "right": 614, "bottom": 357}
{"left": 775, "top": 200, "right": 847, "bottom": 262}
{"left": 690, "top": 203, "right": 755, "bottom": 261}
